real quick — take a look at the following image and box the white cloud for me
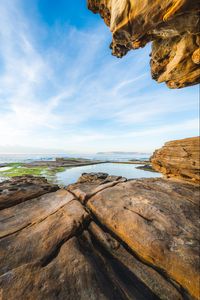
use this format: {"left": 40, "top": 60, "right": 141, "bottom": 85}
{"left": 0, "top": 0, "right": 198, "bottom": 153}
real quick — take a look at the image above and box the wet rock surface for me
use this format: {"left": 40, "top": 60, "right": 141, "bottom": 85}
{"left": 151, "top": 137, "right": 200, "bottom": 183}
{"left": 87, "top": 0, "right": 200, "bottom": 88}
{"left": 0, "top": 173, "right": 199, "bottom": 299}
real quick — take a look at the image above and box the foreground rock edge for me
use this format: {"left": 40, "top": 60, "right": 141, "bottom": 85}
{"left": 0, "top": 173, "right": 199, "bottom": 299}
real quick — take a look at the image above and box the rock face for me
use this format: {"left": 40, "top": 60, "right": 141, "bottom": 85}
{"left": 87, "top": 0, "right": 200, "bottom": 88}
{"left": 151, "top": 136, "right": 200, "bottom": 183}
{"left": 0, "top": 174, "right": 199, "bottom": 300}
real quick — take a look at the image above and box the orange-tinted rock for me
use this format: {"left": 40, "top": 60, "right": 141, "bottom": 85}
{"left": 0, "top": 174, "right": 199, "bottom": 299}
{"left": 87, "top": 0, "right": 200, "bottom": 88}
{"left": 86, "top": 177, "right": 200, "bottom": 299}
{"left": 151, "top": 136, "right": 200, "bottom": 183}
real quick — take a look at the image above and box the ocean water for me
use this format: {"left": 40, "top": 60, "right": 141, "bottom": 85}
{"left": 0, "top": 153, "right": 150, "bottom": 163}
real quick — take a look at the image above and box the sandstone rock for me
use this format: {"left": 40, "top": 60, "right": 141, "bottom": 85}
{"left": 151, "top": 136, "right": 200, "bottom": 183}
{"left": 86, "top": 177, "right": 200, "bottom": 299}
{"left": 0, "top": 189, "right": 75, "bottom": 237}
{"left": 87, "top": 0, "right": 200, "bottom": 88}
{"left": 0, "top": 175, "right": 199, "bottom": 299}
{"left": 68, "top": 172, "right": 126, "bottom": 203}
{"left": 0, "top": 175, "right": 59, "bottom": 210}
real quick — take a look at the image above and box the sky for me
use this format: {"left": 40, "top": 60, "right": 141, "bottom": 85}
{"left": 0, "top": 0, "right": 199, "bottom": 154}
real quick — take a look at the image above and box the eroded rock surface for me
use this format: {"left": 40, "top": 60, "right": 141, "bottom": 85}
{"left": 0, "top": 174, "right": 199, "bottom": 299}
{"left": 151, "top": 136, "right": 200, "bottom": 183}
{"left": 0, "top": 175, "right": 59, "bottom": 210}
{"left": 87, "top": 0, "right": 200, "bottom": 88}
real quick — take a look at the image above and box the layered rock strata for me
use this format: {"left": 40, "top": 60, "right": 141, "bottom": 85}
{"left": 0, "top": 174, "right": 199, "bottom": 299}
{"left": 151, "top": 136, "right": 200, "bottom": 183}
{"left": 87, "top": 0, "right": 200, "bottom": 88}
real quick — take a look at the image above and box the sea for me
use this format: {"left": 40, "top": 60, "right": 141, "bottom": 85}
{"left": 0, "top": 152, "right": 150, "bottom": 164}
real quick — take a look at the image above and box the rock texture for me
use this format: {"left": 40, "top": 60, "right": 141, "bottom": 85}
{"left": 0, "top": 175, "right": 59, "bottom": 210}
{"left": 87, "top": 0, "right": 200, "bottom": 88}
{"left": 0, "top": 174, "right": 199, "bottom": 300}
{"left": 151, "top": 136, "right": 200, "bottom": 183}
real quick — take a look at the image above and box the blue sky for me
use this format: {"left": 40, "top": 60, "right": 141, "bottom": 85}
{"left": 0, "top": 0, "right": 199, "bottom": 154}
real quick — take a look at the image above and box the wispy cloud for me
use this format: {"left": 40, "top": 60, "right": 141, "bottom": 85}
{"left": 0, "top": 0, "right": 198, "bottom": 153}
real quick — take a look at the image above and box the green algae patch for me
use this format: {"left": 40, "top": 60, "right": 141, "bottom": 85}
{"left": 0, "top": 164, "right": 66, "bottom": 179}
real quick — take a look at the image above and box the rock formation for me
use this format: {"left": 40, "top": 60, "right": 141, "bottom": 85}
{"left": 87, "top": 0, "right": 200, "bottom": 88}
{"left": 151, "top": 136, "right": 200, "bottom": 183}
{"left": 0, "top": 173, "right": 199, "bottom": 299}
{"left": 0, "top": 175, "right": 59, "bottom": 210}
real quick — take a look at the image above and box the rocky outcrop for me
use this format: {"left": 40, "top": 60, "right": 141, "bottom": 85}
{"left": 0, "top": 174, "right": 199, "bottom": 299}
{"left": 87, "top": 0, "right": 200, "bottom": 88}
{"left": 151, "top": 136, "right": 200, "bottom": 183}
{"left": 0, "top": 175, "right": 59, "bottom": 210}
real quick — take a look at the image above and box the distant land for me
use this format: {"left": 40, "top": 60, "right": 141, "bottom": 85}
{"left": 97, "top": 151, "right": 151, "bottom": 155}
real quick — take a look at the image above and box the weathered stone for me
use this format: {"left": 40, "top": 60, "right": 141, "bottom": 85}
{"left": 151, "top": 136, "right": 200, "bottom": 183}
{"left": 0, "top": 189, "right": 75, "bottom": 237}
{"left": 68, "top": 172, "right": 126, "bottom": 203}
{"left": 87, "top": 0, "right": 200, "bottom": 88}
{"left": 0, "top": 200, "right": 89, "bottom": 275}
{"left": 88, "top": 222, "right": 184, "bottom": 300}
{"left": 0, "top": 237, "right": 126, "bottom": 300}
{"left": 0, "top": 175, "right": 59, "bottom": 210}
{"left": 86, "top": 177, "right": 200, "bottom": 299}
{"left": 0, "top": 174, "right": 199, "bottom": 299}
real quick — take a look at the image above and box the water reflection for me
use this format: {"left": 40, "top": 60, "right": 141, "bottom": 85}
{"left": 55, "top": 163, "right": 161, "bottom": 186}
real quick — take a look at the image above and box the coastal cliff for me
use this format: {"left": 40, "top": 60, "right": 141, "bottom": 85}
{"left": 151, "top": 136, "right": 200, "bottom": 183}
{"left": 87, "top": 0, "right": 200, "bottom": 88}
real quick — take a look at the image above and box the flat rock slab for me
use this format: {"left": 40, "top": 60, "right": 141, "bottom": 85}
{"left": 0, "top": 200, "right": 89, "bottom": 275}
{"left": 0, "top": 189, "right": 75, "bottom": 237}
{"left": 86, "top": 178, "right": 200, "bottom": 299}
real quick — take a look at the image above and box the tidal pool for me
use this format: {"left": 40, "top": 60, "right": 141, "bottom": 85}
{"left": 55, "top": 163, "right": 161, "bottom": 186}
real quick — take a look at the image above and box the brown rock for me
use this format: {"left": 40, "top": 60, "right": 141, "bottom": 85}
{"left": 87, "top": 0, "right": 200, "bottom": 88}
{"left": 0, "top": 199, "right": 89, "bottom": 275}
{"left": 86, "top": 178, "right": 200, "bottom": 299}
{"left": 0, "top": 174, "right": 199, "bottom": 299}
{"left": 0, "top": 237, "right": 126, "bottom": 300}
{"left": 0, "top": 175, "right": 59, "bottom": 210}
{"left": 88, "top": 222, "right": 183, "bottom": 300}
{"left": 68, "top": 172, "right": 126, "bottom": 203}
{"left": 0, "top": 189, "right": 75, "bottom": 237}
{"left": 151, "top": 136, "right": 200, "bottom": 183}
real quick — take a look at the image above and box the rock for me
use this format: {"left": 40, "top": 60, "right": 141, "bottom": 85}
{"left": 68, "top": 172, "right": 126, "bottom": 203}
{"left": 136, "top": 164, "right": 158, "bottom": 172}
{"left": 85, "top": 177, "right": 200, "bottom": 299}
{"left": 0, "top": 175, "right": 59, "bottom": 210}
{"left": 151, "top": 137, "right": 200, "bottom": 183}
{"left": 0, "top": 174, "right": 199, "bottom": 299}
{"left": 87, "top": 0, "right": 200, "bottom": 88}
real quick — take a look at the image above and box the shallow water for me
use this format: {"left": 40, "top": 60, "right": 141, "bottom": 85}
{"left": 55, "top": 163, "right": 161, "bottom": 186}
